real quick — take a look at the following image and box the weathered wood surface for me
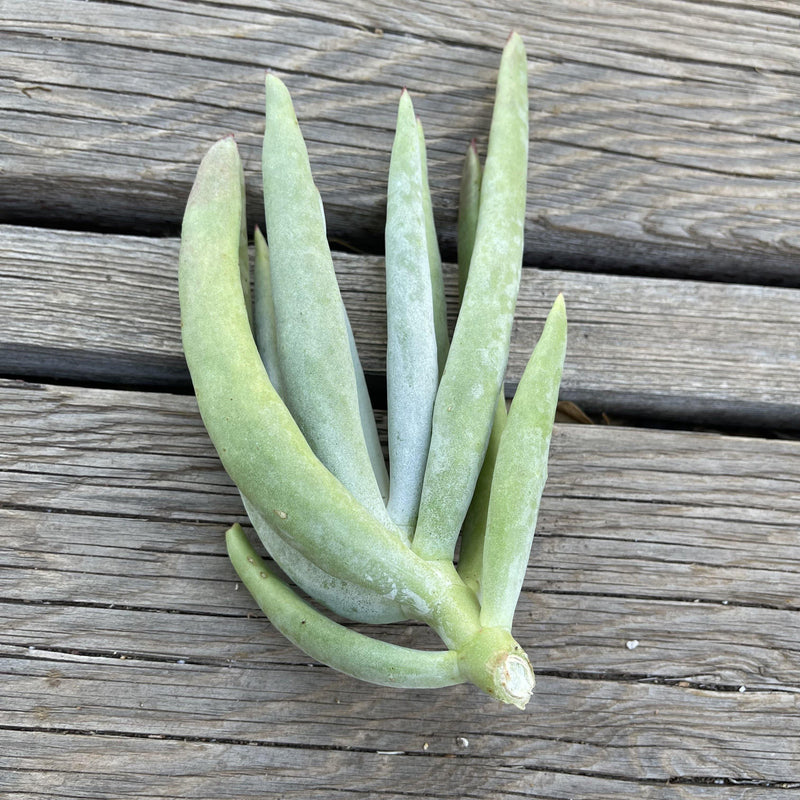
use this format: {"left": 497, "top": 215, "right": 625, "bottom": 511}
{"left": 4, "top": 734, "right": 795, "bottom": 800}
{"left": 2, "top": 379, "right": 799, "bottom": 798}
{"left": 2, "top": 224, "right": 798, "bottom": 426}
{"left": 4, "top": 1, "right": 800, "bottom": 280}
{"left": 3, "top": 0, "right": 800, "bottom": 797}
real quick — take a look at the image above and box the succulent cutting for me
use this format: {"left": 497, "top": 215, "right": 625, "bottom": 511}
{"left": 178, "top": 33, "right": 566, "bottom": 709}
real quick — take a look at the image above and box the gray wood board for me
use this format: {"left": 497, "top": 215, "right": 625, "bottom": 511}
{"left": 4, "top": 1, "right": 800, "bottom": 279}
{"left": 2, "top": 733, "right": 793, "bottom": 800}
{"left": 2, "top": 225, "right": 798, "bottom": 427}
{"left": 2, "top": 378, "right": 799, "bottom": 795}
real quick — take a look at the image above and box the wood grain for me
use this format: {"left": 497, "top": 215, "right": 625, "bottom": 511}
{"left": 4, "top": 1, "right": 800, "bottom": 795}
{"left": 3, "top": 731, "right": 793, "bottom": 800}
{"left": 2, "top": 379, "right": 799, "bottom": 612}
{"left": 2, "top": 378, "right": 799, "bottom": 794}
{"left": 3, "top": 2, "right": 800, "bottom": 279}
{"left": 3, "top": 653, "right": 799, "bottom": 780}
{"left": 2, "top": 224, "right": 799, "bottom": 426}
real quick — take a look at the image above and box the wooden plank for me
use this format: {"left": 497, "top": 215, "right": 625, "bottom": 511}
{"left": 0, "top": 227, "right": 184, "bottom": 385}
{"left": 3, "top": 731, "right": 792, "bottom": 800}
{"left": 3, "top": 592, "right": 800, "bottom": 691}
{"left": 2, "top": 225, "right": 799, "bottom": 426}
{"left": 2, "top": 379, "right": 799, "bottom": 611}
{"left": 2, "top": 651, "right": 799, "bottom": 784}
{"left": 3, "top": 2, "right": 800, "bottom": 278}
{"left": 2, "top": 379, "right": 799, "bottom": 793}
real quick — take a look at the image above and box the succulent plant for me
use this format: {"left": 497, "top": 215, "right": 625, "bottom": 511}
{"left": 178, "top": 32, "right": 566, "bottom": 709}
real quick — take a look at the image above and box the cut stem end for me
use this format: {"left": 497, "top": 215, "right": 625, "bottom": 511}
{"left": 457, "top": 627, "right": 534, "bottom": 709}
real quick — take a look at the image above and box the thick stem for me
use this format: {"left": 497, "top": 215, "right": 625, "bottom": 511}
{"left": 456, "top": 626, "right": 535, "bottom": 709}
{"left": 417, "top": 559, "right": 481, "bottom": 649}
{"left": 415, "top": 563, "right": 534, "bottom": 709}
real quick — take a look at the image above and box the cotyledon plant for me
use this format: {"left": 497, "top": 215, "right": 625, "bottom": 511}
{"left": 178, "top": 33, "right": 566, "bottom": 709}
